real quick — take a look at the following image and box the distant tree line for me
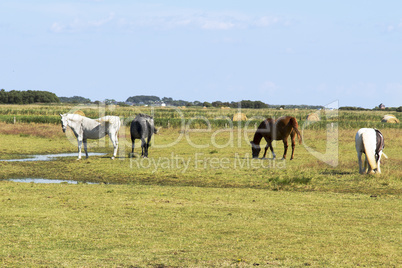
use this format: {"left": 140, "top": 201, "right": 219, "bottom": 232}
{"left": 125, "top": 95, "right": 270, "bottom": 108}
{"left": 270, "top": 104, "right": 324, "bottom": 110}
{"left": 12, "top": 90, "right": 396, "bottom": 111}
{"left": 372, "top": 106, "right": 402, "bottom": 112}
{"left": 0, "top": 89, "right": 59, "bottom": 104}
{"left": 341, "top": 106, "right": 402, "bottom": 112}
{"left": 59, "top": 96, "right": 91, "bottom": 103}
{"left": 339, "top": 106, "right": 370, "bottom": 111}
{"left": 162, "top": 97, "right": 190, "bottom": 107}
{"left": 126, "top": 95, "right": 161, "bottom": 104}
{"left": 58, "top": 94, "right": 329, "bottom": 109}
{"left": 203, "top": 100, "right": 269, "bottom": 109}
{"left": 126, "top": 95, "right": 197, "bottom": 107}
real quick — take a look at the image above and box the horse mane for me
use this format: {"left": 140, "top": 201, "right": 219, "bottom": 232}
{"left": 252, "top": 118, "right": 273, "bottom": 144}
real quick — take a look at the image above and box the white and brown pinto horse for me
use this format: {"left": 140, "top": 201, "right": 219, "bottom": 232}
{"left": 355, "top": 128, "right": 387, "bottom": 174}
{"left": 251, "top": 116, "right": 302, "bottom": 160}
{"left": 60, "top": 113, "right": 121, "bottom": 160}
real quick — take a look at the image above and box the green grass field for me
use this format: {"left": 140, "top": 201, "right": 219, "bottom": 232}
{"left": 0, "top": 105, "right": 401, "bottom": 267}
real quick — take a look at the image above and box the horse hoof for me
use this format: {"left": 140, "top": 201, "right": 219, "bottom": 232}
{"left": 111, "top": 157, "right": 115, "bottom": 160}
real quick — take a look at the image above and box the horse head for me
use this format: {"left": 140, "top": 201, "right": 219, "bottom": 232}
{"left": 250, "top": 141, "right": 261, "bottom": 159}
{"left": 60, "top": 114, "right": 68, "bottom": 133}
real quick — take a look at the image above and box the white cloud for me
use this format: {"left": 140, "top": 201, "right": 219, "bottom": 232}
{"left": 51, "top": 7, "right": 287, "bottom": 33}
{"left": 200, "top": 20, "right": 235, "bottom": 30}
{"left": 170, "top": 13, "right": 285, "bottom": 30}
{"left": 90, "top": 12, "right": 115, "bottom": 27}
{"left": 50, "top": 22, "right": 64, "bottom": 33}
{"left": 50, "top": 12, "right": 115, "bottom": 33}
{"left": 254, "top": 16, "right": 279, "bottom": 27}
{"left": 386, "top": 19, "right": 402, "bottom": 32}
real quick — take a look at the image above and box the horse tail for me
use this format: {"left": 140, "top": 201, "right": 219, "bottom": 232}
{"left": 362, "top": 131, "right": 377, "bottom": 170}
{"left": 290, "top": 117, "right": 302, "bottom": 144}
{"left": 118, "top": 118, "right": 122, "bottom": 131}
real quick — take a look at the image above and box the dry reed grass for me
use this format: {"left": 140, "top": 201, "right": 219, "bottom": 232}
{"left": 0, "top": 122, "right": 63, "bottom": 138}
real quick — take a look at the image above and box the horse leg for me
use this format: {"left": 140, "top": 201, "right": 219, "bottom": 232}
{"left": 146, "top": 132, "right": 153, "bottom": 157}
{"left": 262, "top": 137, "right": 269, "bottom": 159}
{"left": 282, "top": 139, "right": 288, "bottom": 160}
{"left": 357, "top": 152, "right": 364, "bottom": 174}
{"left": 83, "top": 139, "right": 89, "bottom": 159}
{"left": 144, "top": 141, "right": 149, "bottom": 158}
{"left": 269, "top": 140, "right": 276, "bottom": 159}
{"left": 113, "top": 130, "right": 119, "bottom": 159}
{"left": 109, "top": 132, "right": 118, "bottom": 160}
{"left": 141, "top": 138, "right": 147, "bottom": 158}
{"left": 144, "top": 137, "right": 151, "bottom": 158}
{"left": 77, "top": 137, "right": 82, "bottom": 160}
{"left": 290, "top": 133, "right": 296, "bottom": 160}
{"left": 377, "top": 153, "right": 382, "bottom": 174}
{"left": 364, "top": 154, "right": 369, "bottom": 173}
{"left": 262, "top": 144, "right": 269, "bottom": 159}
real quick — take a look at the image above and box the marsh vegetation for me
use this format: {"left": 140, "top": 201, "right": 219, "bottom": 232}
{"left": 0, "top": 104, "right": 400, "bottom": 267}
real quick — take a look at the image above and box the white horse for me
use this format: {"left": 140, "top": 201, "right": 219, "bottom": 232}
{"left": 60, "top": 113, "right": 121, "bottom": 160}
{"left": 355, "top": 128, "right": 388, "bottom": 174}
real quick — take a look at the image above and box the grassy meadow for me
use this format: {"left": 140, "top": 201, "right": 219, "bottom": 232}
{"left": 0, "top": 104, "right": 401, "bottom": 267}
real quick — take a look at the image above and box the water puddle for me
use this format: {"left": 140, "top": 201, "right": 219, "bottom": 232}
{"left": 0, "top": 152, "right": 106, "bottom": 162}
{"left": 7, "top": 178, "right": 99, "bottom": 184}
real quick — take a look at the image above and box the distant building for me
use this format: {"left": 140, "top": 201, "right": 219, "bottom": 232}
{"left": 379, "top": 103, "right": 385, "bottom": 109}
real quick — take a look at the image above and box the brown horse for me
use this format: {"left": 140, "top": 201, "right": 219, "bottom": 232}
{"left": 250, "top": 116, "right": 302, "bottom": 160}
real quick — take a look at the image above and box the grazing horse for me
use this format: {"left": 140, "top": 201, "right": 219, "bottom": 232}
{"left": 251, "top": 116, "right": 302, "bottom": 160}
{"left": 130, "top": 113, "right": 157, "bottom": 158}
{"left": 60, "top": 113, "right": 121, "bottom": 160}
{"left": 355, "top": 128, "right": 387, "bottom": 174}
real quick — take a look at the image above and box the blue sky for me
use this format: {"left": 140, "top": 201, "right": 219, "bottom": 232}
{"left": 1, "top": 1, "right": 401, "bottom": 108}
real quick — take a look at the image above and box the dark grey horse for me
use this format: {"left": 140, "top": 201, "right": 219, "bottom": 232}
{"left": 130, "top": 114, "right": 157, "bottom": 158}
